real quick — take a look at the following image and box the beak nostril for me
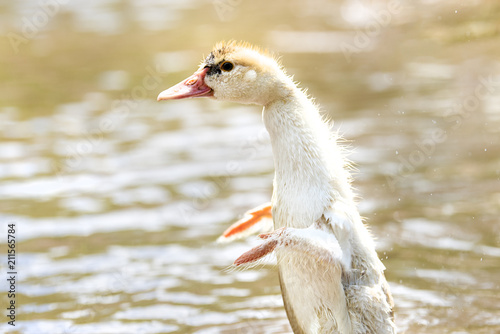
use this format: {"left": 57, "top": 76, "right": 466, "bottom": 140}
{"left": 186, "top": 77, "right": 198, "bottom": 85}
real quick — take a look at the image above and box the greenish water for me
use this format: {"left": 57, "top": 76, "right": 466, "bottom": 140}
{"left": 1, "top": 1, "right": 499, "bottom": 333}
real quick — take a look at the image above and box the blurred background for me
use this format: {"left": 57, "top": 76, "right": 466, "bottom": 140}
{"left": 0, "top": 0, "right": 499, "bottom": 333}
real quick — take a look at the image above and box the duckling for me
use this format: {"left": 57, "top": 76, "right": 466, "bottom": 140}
{"left": 158, "top": 41, "right": 396, "bottom": 334}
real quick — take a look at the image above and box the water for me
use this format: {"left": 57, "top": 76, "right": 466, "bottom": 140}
{"left": 1, "top": 0, "right": 499, "bottom": 333}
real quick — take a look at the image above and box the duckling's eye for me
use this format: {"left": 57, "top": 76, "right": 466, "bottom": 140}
{"left": 220, "top": 61, "right": 234, "bottom": 72}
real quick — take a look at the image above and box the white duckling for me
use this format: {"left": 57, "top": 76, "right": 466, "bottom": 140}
{"left": 158, "top": 41, "right": 396, "bottom": 334}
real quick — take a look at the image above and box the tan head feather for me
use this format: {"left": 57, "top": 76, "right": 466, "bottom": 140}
{"left": 202, "top": 40, "right": 279, "bottom": 72}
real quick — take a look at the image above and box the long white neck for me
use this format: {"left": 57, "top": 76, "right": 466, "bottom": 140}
{"left": 262, "top": 87, "right": 355, "bottom": 229}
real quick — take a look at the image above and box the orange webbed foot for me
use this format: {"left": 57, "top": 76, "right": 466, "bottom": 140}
{"left": 217, "top": 202, "right": 273, "bottom": 243}
{"left": 233, "top": 228, "right": 287, "bottom": 266}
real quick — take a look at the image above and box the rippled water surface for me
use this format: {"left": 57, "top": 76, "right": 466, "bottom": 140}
{"left": 1, "top": 1, "right": 499, "bottom": 333}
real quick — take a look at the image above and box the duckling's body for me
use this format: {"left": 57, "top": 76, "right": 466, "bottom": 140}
{"left": 158, "top": 41, "right": 396, "bottom": 334}
{"left": 263, "top": 84, "right": 394, "bottom": 334}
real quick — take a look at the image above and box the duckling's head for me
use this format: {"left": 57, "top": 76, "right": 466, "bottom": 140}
{"left": 158, "top": 41, "right": 290, "bottom": 106}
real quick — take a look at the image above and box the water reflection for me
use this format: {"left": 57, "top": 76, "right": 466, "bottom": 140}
{"left": 1, "top": 0, "right": 500, "bottom": 333}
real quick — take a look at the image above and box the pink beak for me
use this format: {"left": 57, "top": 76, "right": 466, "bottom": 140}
{"left": 157, "top": 67, "right": 213, "bottom": 101}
